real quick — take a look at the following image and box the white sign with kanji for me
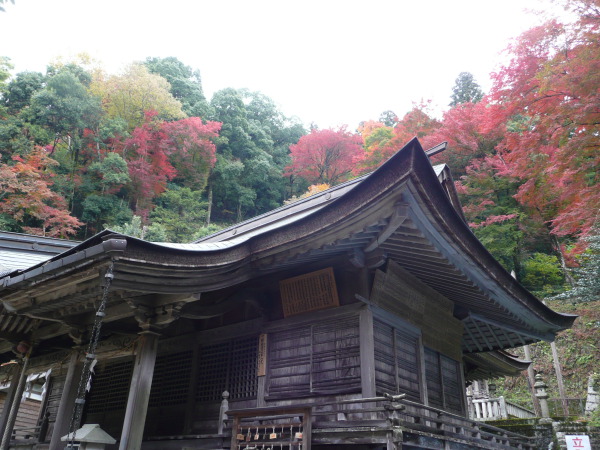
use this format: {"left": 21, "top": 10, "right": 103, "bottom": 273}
{"left": 565, "top": 435, "right": 591, "bottom": 450}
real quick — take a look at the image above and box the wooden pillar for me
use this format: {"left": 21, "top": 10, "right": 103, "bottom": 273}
{"left": 359, "top": 307, "right": 376, "bottom": 398}
{"left": 119, "top": 331, "right": 160, "bottom": 450}
{"left": 183, "top": 335, "right": 201, "bottom": 433}
{"left": 0, "top": 352, "right": 30, "bottom": 450}
{"left": 0, "top": 363, "right": 21, "bottom": 437}
{"left": 49, "top": 349, "right": 83, "bottom": 449}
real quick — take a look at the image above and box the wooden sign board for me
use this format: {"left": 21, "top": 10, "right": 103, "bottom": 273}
{"left": 257, "top": 333, "right": 267, "bottom": 377}
{"left": 280, "top": 267, "right": 339, "bottom": 317}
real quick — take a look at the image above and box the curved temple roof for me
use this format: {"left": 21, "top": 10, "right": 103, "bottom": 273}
{"left": 0, "top": 138, "right": 575, "bottom": 356}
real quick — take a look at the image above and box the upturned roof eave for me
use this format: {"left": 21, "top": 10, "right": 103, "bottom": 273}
{"left": 0, "top": 138, "right": 575, "bottom": 335}
{"left": 403, "top": 140, "right": 576, "bottom": 332}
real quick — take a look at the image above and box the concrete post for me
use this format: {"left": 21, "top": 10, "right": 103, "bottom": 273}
{"left": 585, "top": 374, "right": 599, "bottom": 415}
{"left": 118, "top": 331, "right": 160, "bottom": 450}
{"left": 49, "top": 349, "right": 83, "bottom": 449}
{"left": 466, "top": 390, "right": 474, "bottom": 419}
{"left": 498, "top": 396, "right": 508, "bottom": 419}
{"left": 534, "top": 374, "right": 550, "bottom": 419}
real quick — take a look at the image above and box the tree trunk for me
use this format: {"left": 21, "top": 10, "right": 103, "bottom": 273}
{"left": 206, "top": 183, "right": 213, "bottom": 226}
{"left": 551, "top": 339, "right": 569, "bottom": 416}
{"left": 550, "top": 234, "right": 575, "bottom": 287}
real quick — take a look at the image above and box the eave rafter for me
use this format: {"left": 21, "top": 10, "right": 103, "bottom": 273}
{"left": 363, "top": 203, "right": 408, "bottom": 253}
{"left": 461, "top": 315, "right": 543, "bottom": 354}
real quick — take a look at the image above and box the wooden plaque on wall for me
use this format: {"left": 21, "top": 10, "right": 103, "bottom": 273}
{"left": 257, "top": 333, "right": 267, "bottom": 377}
{"left": 279, "top": 267, "right": 339, "bottom": 317}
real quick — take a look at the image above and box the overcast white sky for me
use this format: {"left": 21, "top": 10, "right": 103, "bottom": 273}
{"left": 1, "top": 0, "right": 564, "bottom": 129}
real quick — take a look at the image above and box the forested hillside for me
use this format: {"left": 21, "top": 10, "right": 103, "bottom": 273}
{"left": 0, "top": 0, "right": 597, "bottom": 307}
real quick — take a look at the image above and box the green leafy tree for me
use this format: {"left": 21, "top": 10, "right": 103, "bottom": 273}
{"left": 552, "top": 229, "right": 600, "bottom": 303}
{"left": 26, "top": 67, "right": 103, "bottom": 215}
{"left": 79, "top": 152, "right": 132, "bottom": 234}
{"left": 209, "top": 155, "right": 249, "bottom": 223}
{"left": 4, "top": 71, "right": 45, "bottom": 114}
{"left": 192, "top": 223, "right": 224, "bottom": 240}
{"left": 0, "top": 71, "right": 49, "bottom": 158}
{"left": 0, "top": 56, "right": 13, "bottom": 100}
{"left": 149, "top": 186, "right": 208, "bottom": 242}
{"left": 29, "top": 69, "right": 102, "bottom": 155}
{"left": 91, "top": 64, "right": 184, "bottom": 131}
{"left": 449, "top": 72, "right": 484, "bottom": 106}
{"left": 521, "top": 253, "right": 565, "bottom": 296}
{"left": 107, "top": 215, "right": 167, "bottom": 242}
{"left": 208, "top": 88, "right": 305, "bottom": 223}
{"left": 88, "top": 152, "right": 130, "bottom": 193}
{"left": 144, "top": 56, "right": 211, "bottom": 117}
{"left": 82, "top": 194, "right": 132, "bottom": 233}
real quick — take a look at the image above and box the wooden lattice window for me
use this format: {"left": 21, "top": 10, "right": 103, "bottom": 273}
{"left": 279, "top": 267, "right": 339, "bottom": 317}
{"left": 195, "top": 336, "right": 258, "bottom": 402}
{"left": 86, "top": 358, "right": 134, "bottom": 414}
{"left": 267, "top": 315, "right": 361, "bottom": 398}
{"left": 149, "top": 350, "right": 193, "bottom": 407}
{"left": 374, "top": 318, "right": 421, "bottom": 402}
{"left": 425, "top": 348, "right": 464, "bottom": 415}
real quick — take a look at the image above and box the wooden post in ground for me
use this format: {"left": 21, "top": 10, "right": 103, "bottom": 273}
{"left": 522, "top": 344, "right": 542, "bottom": 416}
{"left": 550, "top": 340, "right": 569, "bottom": 416}
{"left": 542, "top": 300, "right": 568, "bottom": 416}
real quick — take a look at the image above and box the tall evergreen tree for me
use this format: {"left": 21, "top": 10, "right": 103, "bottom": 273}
{"left": 449, "top": 72, "right": 484, "bottom": 106}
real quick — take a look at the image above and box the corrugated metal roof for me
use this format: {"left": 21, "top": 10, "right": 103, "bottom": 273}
{"left": 0, "top": 232, "right": 79, "bottom": 272}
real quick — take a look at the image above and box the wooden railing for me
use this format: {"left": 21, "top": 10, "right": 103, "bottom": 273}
{"left": 227, "top": 405, "right": 311, "bottom": 450}
{"left": 505, "top": 400, "right": 536, "bottom": 419}
{"left": 470, "top": 396, "right": 535, "bottom": 421}
{"left": 8, "top": 411, "right": 49, "bottom": 444}
{"left": 11, "top": 425, "right": 42, "bottom": 441}
{"left": 224, "top": 394, "right": 536, "bottom": 449}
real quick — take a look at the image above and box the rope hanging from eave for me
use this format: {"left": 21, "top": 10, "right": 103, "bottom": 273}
{"left": 66, "top": 261, "right": 115, "bottom": 448}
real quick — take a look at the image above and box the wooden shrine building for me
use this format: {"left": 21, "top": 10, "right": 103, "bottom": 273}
{"left": 0, "top": 138, "right": 575, "bottom": 449}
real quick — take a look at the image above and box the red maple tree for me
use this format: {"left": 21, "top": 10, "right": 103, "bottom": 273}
{"left": 122, "top": 112, "right": 220, "bottom": 215}
{"left": 286, "top": 127, "right": 363, "bottom": 185}
{"left": 489, "top": 3, "right": 600, "bottom": 240}
{"left": 354, "top": 102, "right": 441, "bottom": 175}
{"left": 0, "top": 147, "right": 81, "bottom": 237}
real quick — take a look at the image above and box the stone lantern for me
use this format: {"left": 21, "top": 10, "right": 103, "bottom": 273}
{"left": 534, "top": 374, "right": 550, "bottom": 419}
{"left": 61, "top": 424, "right": 116, "bottom": 450}
{"left": 488, "top": 381, "right": 497, "bottom": 397}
